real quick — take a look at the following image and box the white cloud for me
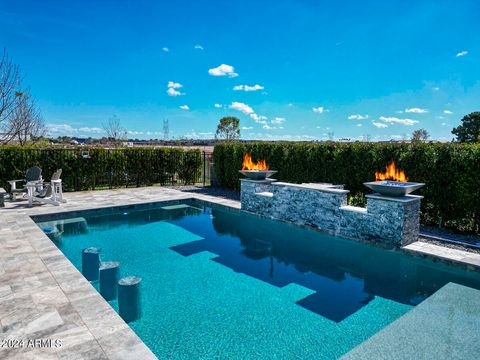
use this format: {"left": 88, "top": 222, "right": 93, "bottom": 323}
{"left": 162, "top": 47, "right": 169, "bottom": 52}
{"left": 271, "top": 117, "right": 286, "bottom": 124}
{"left": 184, "top": 131, "right": 214, "bottom": 139}
{"left": 208, "top": 64, "right": 238, "bottom": 77}
{"left": 78, "top": 127, "right": 103, "bottom": 133}
{"left": 230, "top": 101, "right": 254, "bottom": 115}
{"left": 356, "top": 124, "right": 363, "bottom": 127}
{"left": 456, "top": 50, "right": 468, "bottom": 57}
{"left": 312, "top": 106, "right": 325, "bottom": 113}
{"left": 48, "top": 124, "right": 76, "bottom": 133}
{"left": 179, "top": 105, "right": 190, "bottom": 110}
{"left": 47, "top": 124, "right": 104, "bottom": 135}
{"left": 167, "top": 81, "right": 182, "bottom": 89}
{"left": 233, "top": 84, "right": 264, "bottom": 92}
{"left": 372, "top": 122, "right": 388, "bottom": 128}
{"left": 443, "top": 110, "right": 453, "bottom": 114}
{"left": 405, "top": 107, "right": 428, "bottom": 113}
{"left": 249, "top": 113, "right": 267, "bottom": 122}
{"left": 214, "top": 103, "right": 222, "bottom": 108}
{"left": 379, "top": 116, "right": 419, "bottom": 126}
{"left": 348, "top": 114, "right": 369, "bottom": 120}
{"left": 166, "top": 81, "right": 184, "bottom": 96}
{"left": 194, "top": 44, "right": 204, "bottom": 50}
{"left": 167, "top": 88, "right": 182, "bottom": 96}
{"left": 242, "top": 126, "right": 253, "bottom": 130}
{"left": 263, "top": 124, "right": 272, "bottom": 130}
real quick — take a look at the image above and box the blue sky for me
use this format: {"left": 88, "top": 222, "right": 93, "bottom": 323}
{"left": 1, "top": 0, "right": 479, "bottom": 141}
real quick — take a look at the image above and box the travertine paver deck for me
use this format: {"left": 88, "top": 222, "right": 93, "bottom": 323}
{"left": 0, "top": 187, "right": 239, "bottom": 359}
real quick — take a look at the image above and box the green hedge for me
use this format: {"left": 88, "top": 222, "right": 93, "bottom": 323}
{"left": 213, "top": 142, "right": 480, "bottom": 234}
{"left": 0, "top": 147, "right": 203, "bottom": 191}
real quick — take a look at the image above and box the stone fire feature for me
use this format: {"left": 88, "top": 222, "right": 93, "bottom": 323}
{"left": 240, "top": 179, "right": 423, "bottom": 247}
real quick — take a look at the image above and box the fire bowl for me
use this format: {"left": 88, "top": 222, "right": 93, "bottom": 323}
{"left": 239, "top": 170, "right": 278, "bottom": 180}
{"left": 363, "top": 180, "right": 425, "bottom": 197}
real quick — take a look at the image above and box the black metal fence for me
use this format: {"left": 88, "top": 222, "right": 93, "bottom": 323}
{"left": 0, "top": 147, "right": 212, "bottom": 192}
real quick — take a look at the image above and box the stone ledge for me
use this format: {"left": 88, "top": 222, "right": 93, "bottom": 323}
{"left": 256, "top": 192, "right": 274, "bottom": 197}
{"left": 272, "top": 182, "right": 350, "bottom": 194}
{"left": 366, "top": 193, "right": 424, "bottom": 203}
{"left": 239, "top": 178, "right": 276, "bottom": 184}
{"left": 339, "top": 205, "right": 368, "bottom": 213}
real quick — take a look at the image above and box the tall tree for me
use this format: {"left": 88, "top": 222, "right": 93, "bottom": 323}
{"left": 0, "top": 48, "right": 21, "bottom": 141}
{"left": 411, "top": 128, "right": 429, "bottom": 142}
{"left": 102, "top": 115, "right": 127, "bottom": 147}
{"left": 215, "top": 116, "right": 240, "bottom": 141}
{"left": 452, "top": 112, "right": 480, "bottom": 143}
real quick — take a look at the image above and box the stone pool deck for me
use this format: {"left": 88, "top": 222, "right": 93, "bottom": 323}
{"left": 0, "top": 186, "right": 479, "bottom": 359}
{"left": 0, "top": 187, "right": 238, "bottom": 359}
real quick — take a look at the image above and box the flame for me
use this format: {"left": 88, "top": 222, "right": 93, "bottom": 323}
{"left": 375, "top": 161, "right": 408, "bottom": 182}
{"left": 242, "top": 153, "right": 269, "bottom": 171}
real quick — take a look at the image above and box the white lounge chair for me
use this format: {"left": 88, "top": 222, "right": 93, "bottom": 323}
{"left": 9, "top": 166, "right": 42, "bottom": 200}
{"left": 27, "top": 169, "right": 66, "bottom": 207}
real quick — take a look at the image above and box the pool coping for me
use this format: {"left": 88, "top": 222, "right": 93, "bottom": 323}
{"left": 0, "top": 188, "right": 240, "bottom": 359}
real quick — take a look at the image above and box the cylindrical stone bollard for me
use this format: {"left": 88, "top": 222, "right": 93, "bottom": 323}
{"left": 118, "top": 276, "right": 142, "bottom": 323}
{"left": 99, "top": 261, "right": 120, "bottom": 301}
{"left": 82, "top": 247, "right": 101, "bottom": 281}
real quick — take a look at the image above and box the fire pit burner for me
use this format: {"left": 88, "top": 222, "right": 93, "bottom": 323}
{"left": 239, "top": 170, "right": 278, "bottom": 180}
{"left": 363, "top": 180, "right": 425, "bottom": 197}
{"left": 240, "top": 153, "right": 277, "bottom": 180}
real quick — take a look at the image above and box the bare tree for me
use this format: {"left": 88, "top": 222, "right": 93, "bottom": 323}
{"left": 102, "top": 115, "right": 127, "bottom": 147}
{"left": 0, "top": 48, "right": 22, "bottom": 141}
{"left": 411, "top": 128, "right": 430, "bottom": 142}
{"left": 4, "top": 91, "right": 46, "bottom": 145}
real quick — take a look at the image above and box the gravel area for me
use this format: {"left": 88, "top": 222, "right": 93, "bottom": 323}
{"left": 419, "top": 225, "right": 480, "bottom": 254}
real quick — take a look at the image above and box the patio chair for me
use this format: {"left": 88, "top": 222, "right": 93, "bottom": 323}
{"left": 8, "top": 166, "right": 42, "bottom": 200}
{"left": 27, "top": 169, "right": 66, "bottom": 207}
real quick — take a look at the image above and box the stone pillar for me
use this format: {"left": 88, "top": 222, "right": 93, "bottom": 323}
{"left": 82, "top": 247, "right": 101, "bottom": 281}
{"left": 365, "top": 193, "right": 423, "bottom": 246}
{"left": 240, "top": 179, "right": 275, "bottom": 213}
{"left": 100, "top": 261, "right": 120, "bottom": 301}
{"left": 118, "top": 276, "right": 142, "bottom": 323}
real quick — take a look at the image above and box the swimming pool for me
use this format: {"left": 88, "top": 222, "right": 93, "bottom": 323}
{"left": 33, "top": 200, "right": 480, "bottom": 359}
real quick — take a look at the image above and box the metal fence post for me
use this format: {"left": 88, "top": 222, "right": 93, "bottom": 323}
{"left": 203, "top": 151, "right": 206, "bottom": 186}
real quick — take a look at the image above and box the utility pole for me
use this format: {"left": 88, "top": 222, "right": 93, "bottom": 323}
{"left": 163, "top": 119, "right": 169, "bottom": 141}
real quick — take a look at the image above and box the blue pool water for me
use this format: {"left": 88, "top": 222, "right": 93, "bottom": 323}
{"left": 34, "top": 201, "right": 480, "bottom": 359}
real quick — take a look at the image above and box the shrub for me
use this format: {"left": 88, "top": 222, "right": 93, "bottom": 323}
{"left": 0, "top": 147, "right": 203, "bottom": 192}
{"left": 213, "top": 142, "right": 480, "bottom": 234}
